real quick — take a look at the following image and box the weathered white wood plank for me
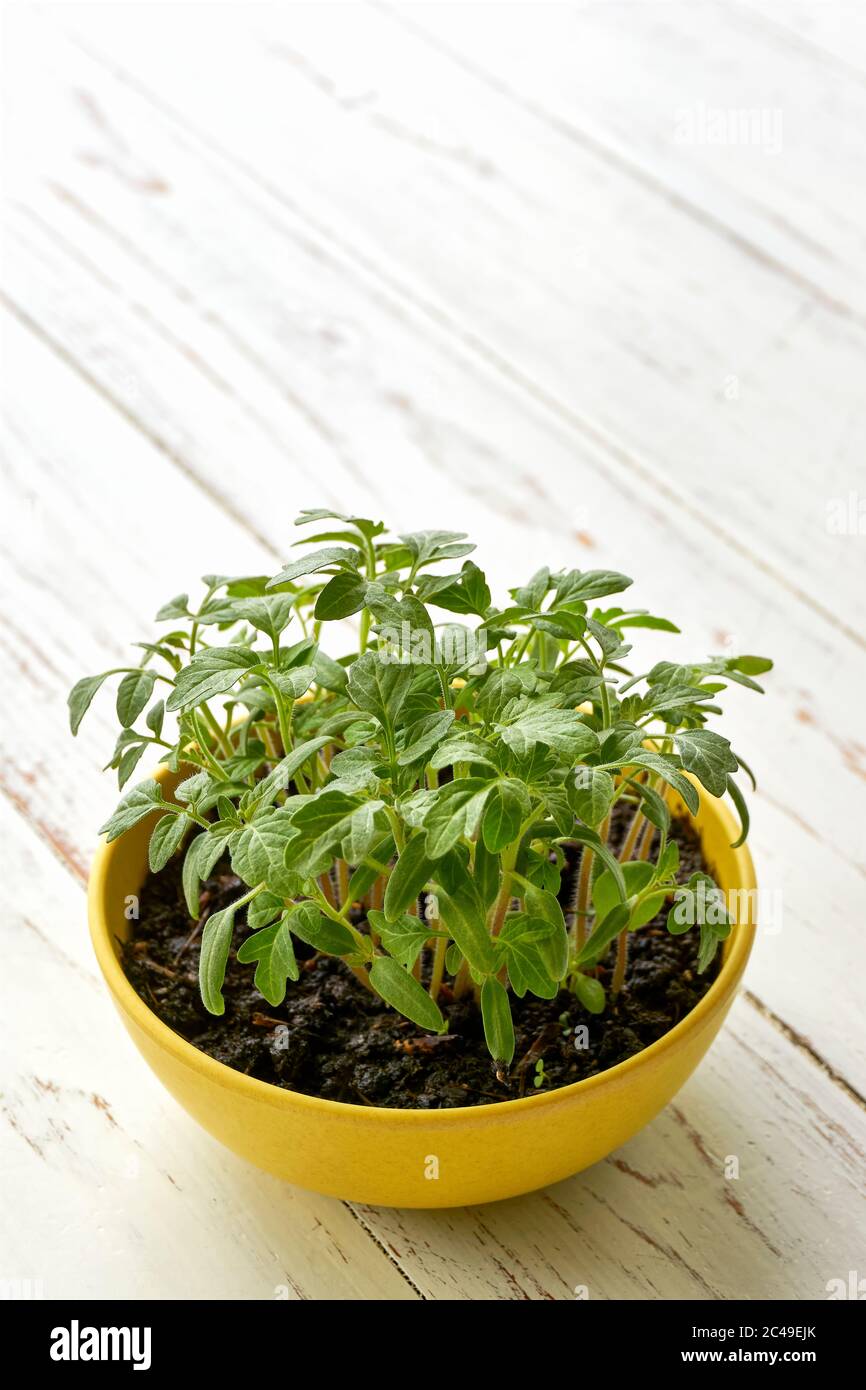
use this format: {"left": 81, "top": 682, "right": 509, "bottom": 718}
{"left": 392, "top": 0, "right": 866, "bottom": 315}
{"left": 738, "top": 0, "right": 866, "bottom": 75}
{"left": 0, "top": 799, "right": 418, "bottom": 1300}
{"left": 35, "top": 0, "right": 866, "bottom": 635}
{"left": 351, "top": 996, "right": 866, "bottom": 1299}
{"left": 4, "top": 103, "right": 866, "bottom": 1090}
{"left": 2, "top": 0, "right": 865, "bottom": 1301}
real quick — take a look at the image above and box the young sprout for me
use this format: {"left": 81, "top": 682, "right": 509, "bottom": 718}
{"left": 70, "top": 510, "right": 771, "bottom": 1067}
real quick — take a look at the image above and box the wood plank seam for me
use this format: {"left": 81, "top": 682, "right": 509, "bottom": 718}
{"left": 743, "top": 989, "right": 866, "bottom": 1112}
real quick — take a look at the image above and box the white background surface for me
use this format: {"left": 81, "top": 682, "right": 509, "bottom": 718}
{"left": 1, "top": 0, "right": 865, "bottom": 1299}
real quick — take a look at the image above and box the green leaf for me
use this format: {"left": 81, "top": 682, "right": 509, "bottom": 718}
{"left": 624, "top": 751, "right": 700, "bottom": 816}
{"left": 231, "top": 594, "right": 294, "bottom": 642}
{"left": 417, "top": 562, "right": 491, "bottom": 616}
{"left": 726, "top": 774, "right": 750, "bottom": 848}
{"left": 368, "top": 909, "right": 440, "bottom": 970}
{"left": 199, "top": 900, "right": 240, "bottom": 1015}
{"left": 247, "top": 890, "right": 285, "bottom": 932}
{"left": 512, "top": 567, "right": 551, "bottom": 610}
{"left": 231, "top": 809, "right": 300, "bottom": 896}
{"left": 384, "top": 833, "right": 434, "bottom": 921}
{"left": 592, "top": 860, "right": 657, "bottom": 927}
{"left": 99, "top": 779, "right": 165, "bottom": 841}
{"left": 473, "top": 835, "right": 500, "bottom": 909}
{"left": 499, "top": 918, "right": 558, "bottom": 999}
{"left": 270, "top": 664, "right": 316, "bottom": 701}
{"left": 630, "top": 778, "right": 671, "bottom": 833}
{"left": 433, "top": 859, "right": 497, "bottom": 973}
{"left": 555, "top": 569, "right": 633, "bottom": 602}
{"left": 429, "top": 733, "right": 498, "bottom": 771}
{"left": 116, "top": 670, "right": 157, "bottom": 728}
{"left": 674, "top": 729, "right": 738, "bottom": 798}
{"left": 182, "top": 831, "right": 230, "bottom": 917}
{"left": 570, "top": 768, "right": 614, "bottom": 828}
{"left": 294, "top": 508, "right": 383, "bottom": 540}
{"left": 369, "top": 956, "right": 446, "bottom": 1033}
{"left": 397, "top": 710, "right": 455, "bottom": 766}
{"left": 314, "top": 570, "right": 368, "bottom": 620}
{"left": 343, "top": 801, "right": 383, "bottom": 863}
{"left": 116, "top": 741, "right": 147, "bottom": 789}
{"left": 500, "top": 707, "right": 599, "bottom": 759}
{"left": 730, "top": 655, "right": 773, "bottom": 676}
{"left": 573, "top": 973, "right": 606, "bottom": 1014}
{"left": 481, "top": 778, "right": 530, "bottom": 853}
{"left": 148, "top": 811, "right": 188, "bottom": 872}
{"left": 246, "top": 735, "right": 331, "bottom": 810}
{"left": 155, "top": 594, "right": 189, "bottom": 621}
{"left": 145, "top": 699, "right": 165, "bottom": 739}
{"left": 237, "top": 915, "right": 299, "bottom": 1006}
{"left": 313, "top": 649, "right": 349, "bottom": 692}
{"left": 523, "top": 886, "right": 569, "bottom": 981}
{"left": 480, "top": 977, "right": 515, "bottom": 1064}
{"left": 425, "top": 778, "right": 492, "bottom": 859}
{"left": 267, "top": 545, "right": 361, "bottom": 587}
{"left": 611, "top": 613, "right": 679, "bottom": 633}
{"left": 68, "top": 673, "right": 111, "bottom": 735}
{"left": 347, "top": 650, "right": 412, "bottom": 726}
{"left": 574, "top": 902, "right": 630, "bottom": 966}
{"left": 287, "top": 901, "right": 356, "bottom": 956}
{"left": 166, "top": 647, "right": 259, "bottom": 711}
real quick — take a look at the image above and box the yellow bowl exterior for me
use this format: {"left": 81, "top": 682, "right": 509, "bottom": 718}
{"left": 88, "top": 770, "right": 755, "bottom": 1207}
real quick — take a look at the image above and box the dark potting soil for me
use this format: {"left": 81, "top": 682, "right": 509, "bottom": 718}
{"left": 123, "top": 809, "right": 719, "bottom": 1109}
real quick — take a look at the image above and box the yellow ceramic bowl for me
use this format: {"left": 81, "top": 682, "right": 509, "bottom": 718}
{"left": 88, "top": 769, "right": 755, "bottom": 1208}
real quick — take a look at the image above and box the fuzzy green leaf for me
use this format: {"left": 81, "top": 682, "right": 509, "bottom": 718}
{"left": 425, "top": 778, "right": 493, "bottom": 859}
{"left": 68, "top": 673, "right": 111, "bottom": 735}
{"left": 268, "top": 546, "right": 361, "bottom": 587}
{"left": 199, "top": 900, "right": 240, "bottom": 1015}
{"left": 674, "top": 729, "right": 738, "bottom": 798}
{"left": 569, "top": 768, "right": 614, "bottom": 828}
{"left": 237, "top": 916, "right": 299, "bottom": 1005}
{"left": 369, "top": 957, "right": 446, "bottom": 1033}
{"left": 480, "top": 977, "right": 515, "bottom": 1064}
{"left": 99, "top": 779, "right": 165, "bottom": 841}
{"left": 481, "top": 778, "right": 530, "bottom": 853}
{"left": 346, "top": 650, "right": 412, "bottom": 726}
{"left": 148, "top": 811, "right": 188, "bottom": 872}
{"left": 231, "top": 810, "right": 301, "bottom": 896}
{"left": 500, "top": 708, "right": 599, "bottom": 759}
{"left": 166, "top": 647, "right": 259, "bottom": 712}
{"left": 287, "top": 901, "right": 356, "bottom": 956}
{"left": 182, "top": 830, "right": 230, "bottom": 917}
{"left": 384, "top": 833, "right": 434, "bottom": 921}
{"left": 116, "top": 670, "right": 156, "bottom": 728}
{"left": 314, "top": 571, "right": 368, "bottom": 620}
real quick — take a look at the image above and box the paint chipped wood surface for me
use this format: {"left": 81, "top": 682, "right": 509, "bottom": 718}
{"left": 1, "top": 1, "right": 864, "bottom": 1300}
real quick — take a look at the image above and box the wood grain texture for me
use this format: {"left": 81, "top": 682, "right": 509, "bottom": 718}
{"left": 1, "top": 0, "right": 865, "bottom": 1301}
{"left": 3, "top": 19, "right": 865, "bottom": 1085}
{"left": 0, "top": 800, "right": 419, "bottom": 1300}
{"left": 35, "top": 0, "right": 866, "bottom": 637}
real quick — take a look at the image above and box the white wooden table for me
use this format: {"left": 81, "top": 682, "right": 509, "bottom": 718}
{"left": 2, "top": 0, "right": 864, "bottom": 1300}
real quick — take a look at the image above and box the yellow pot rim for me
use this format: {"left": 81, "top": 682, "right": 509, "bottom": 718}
{"left": 88, "top": 771, "right": 756, "bottom": 1126}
